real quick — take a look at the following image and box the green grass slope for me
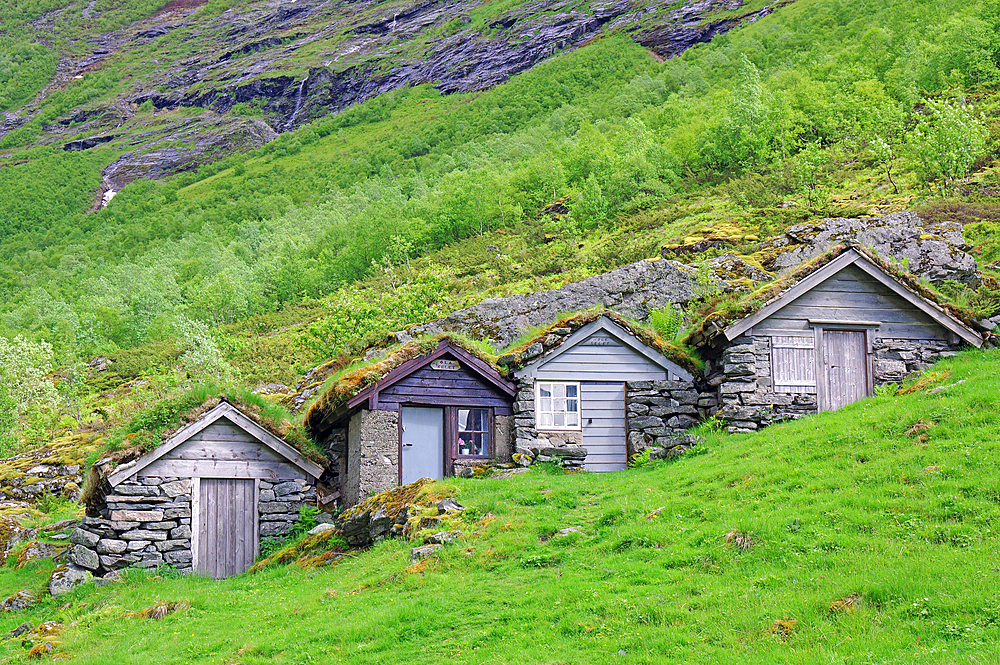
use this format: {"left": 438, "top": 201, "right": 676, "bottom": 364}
{"left": 3, "top": 349, "right": 1000, "bottom": 663}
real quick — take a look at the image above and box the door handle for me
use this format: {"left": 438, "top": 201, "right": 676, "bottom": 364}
{"left": 403, "top": 443, "right": 413, "bottom": 447}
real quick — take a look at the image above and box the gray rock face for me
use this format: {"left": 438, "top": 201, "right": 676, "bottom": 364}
{"left": 764, "top": 213, "right": 980, "bottom": 285}
{"left": 408, "top": 257, "right": 701, "bottom": 348}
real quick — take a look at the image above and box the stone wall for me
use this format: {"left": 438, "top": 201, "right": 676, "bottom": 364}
{"left": 258, "top": 479, "right": 316, "bottom": 537}
{"left": 625, "top": 380, "right": 707, "bottom": 458}
{"left": 709, "top": 334, "right": 961, "bottom": 432}
{"left": 69, "top": 475, "right": 315, "bottom": 578}
{"left": 346, "top": 409, "right": 400, "bottom": 506}
{"left": 69, "top": 476, "right": 194, "bottom": 578}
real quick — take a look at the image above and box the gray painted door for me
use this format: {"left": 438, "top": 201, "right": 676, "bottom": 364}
{"left": 401, "top": 407, "right": 444, "bottom": 484}
{"left": 823, "top": 330, "right": 869, "bottom": 410}
{"left": 197, "top": 478, "right": 256, "bottom": 579}
{"left": 582, "top": 382, "right": 627, "bottom": 472}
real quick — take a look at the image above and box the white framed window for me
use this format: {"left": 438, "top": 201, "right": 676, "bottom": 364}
{"left": 535, "top": 382, "right": 580, "bottom": 430}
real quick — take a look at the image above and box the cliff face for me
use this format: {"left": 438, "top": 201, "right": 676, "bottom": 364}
{"left": 2, "top": 0, "right": 796, "bottom": 192}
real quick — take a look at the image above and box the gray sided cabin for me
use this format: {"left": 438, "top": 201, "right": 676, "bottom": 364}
{"left": 307, "top": 340, "right": 516, "bottom": 506}
{"left": 699, "top": 247, "right": 984, "bottom": 431}
{"left": 73, "top": 401, "right": 324, "bottom": 579}
{"left": 513, "top": 316, "right": 697, "bottom": 472}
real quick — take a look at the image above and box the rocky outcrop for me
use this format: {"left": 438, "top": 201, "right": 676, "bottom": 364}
{"left": 408, "top": 257, "right": 706, "bottom": 348}
{"left": 760, "top": 212, "right": 980, "bottom": 285}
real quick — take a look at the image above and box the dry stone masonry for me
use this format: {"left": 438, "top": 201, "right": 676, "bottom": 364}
{"left": 625, "top": 380, "right": 711, "bottom": 458}
{"left": 70, "top": 475, "right": 314, "bottom": 577}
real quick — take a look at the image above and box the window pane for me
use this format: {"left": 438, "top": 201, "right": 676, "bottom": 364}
{"left": 567, "top": 413, "right": 579, "bottom": 427}
{"left": 458, "top": 409, "right": 471, "bottom": 431}
{"left": 539, "top": 385, "right": 552, "bottom": 398}
{"left": 474, "top": 433, "right": 488, "bottom": 455}
{"left": 553, "top": 412, "right": 565, "bottom": 427}
{"left": 540, "top": 398, "right": 551, "bottom": 412}
{"left": 474, "top": 409, "right": 488, "bottom": 431}
{"left": 567, "top": 399, "right": 578, "bottom": 413}
{"left": 554, "top": 384, "right": 566, "bottom": 398}
{"left": 554, "top": 398, "right": 565, "bottom": 412}
{"left": 566, "top": 384, "right": 578, "bottom": 398}
{"left": 540, "top": 413, "right": 552, "bottom": 427}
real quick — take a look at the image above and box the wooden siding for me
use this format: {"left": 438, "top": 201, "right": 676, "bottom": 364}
{"left": 534, "top": 332, "right": 670, "bottom": 382}
{"left": 755, "top": 264, "right": 949, "bottom": 340}
{"left": 581, "top": 382, "right": 627, "bottom": 472}
{"left": 141, "top": 417, "right": 307, "bottom": 480}
{"left": 195, "top": 478, "right": 256, "bottom": 579}
{"left": 377, "top": 361, "right": 513, "bottom": 414}
{"left": 771, "top": 336, "right": 816, "bottom": 394}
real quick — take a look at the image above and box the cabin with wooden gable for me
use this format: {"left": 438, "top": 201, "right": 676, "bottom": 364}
{"left": 73, "top": 400, "right": 324, "bottom": 580}
{"left": 508, "top": 314, "right": 699, "bottom": 472}
{"left": 305, "top": 339, "right": 516, "bottom": 506}
{"left": 689, "top": 244, "right": 985, "bottom": 432}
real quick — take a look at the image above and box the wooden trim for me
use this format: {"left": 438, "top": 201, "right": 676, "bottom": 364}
{"left": 396, "top": 404, "right": 403, "bottom": 486}
{"left": 108, "top": 402, "right": 323, "bottom": 486}
{"left": 253, "top": 478, "right": 260, "bottom": 560}
{"left": 725, "top": 251, "right": 861, "bottom": 341}
{"left": 515, "top": 317, "right": 693, "bottom": 381}
{"left": 814, "top": 327, "right": 826, "bottom": 412}
{"left": 865, "top": 328, "right": 875, "bottom": 398}
{"left": 808, "top": 319, "right": 881, "bottom": 328}
{"left": 191, "top": 477, "right": 201, "bottom": 574}
{"left": 849, "top": 259, "right": 983, "bottom": 347}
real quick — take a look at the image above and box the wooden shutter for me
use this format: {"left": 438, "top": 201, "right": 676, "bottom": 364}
{"left": 771, "top": 336, "right": 816, "bottom": 394}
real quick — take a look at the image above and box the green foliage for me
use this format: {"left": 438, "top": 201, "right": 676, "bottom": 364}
{"left": 648, "top": 305, "right": 684, "bottom": 343}
{"left": 911, "top": 99, "right": 990, "bottom": 191}
{"left": 258, "top": 506, "right": 321, "bottom": 559}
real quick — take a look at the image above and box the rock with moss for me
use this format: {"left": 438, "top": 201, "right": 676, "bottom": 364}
{"left": 48, "top": 564, "right": 93, "bottom": 597}
{"left": 0, "top": 589, "right": 38, "bottom": 612}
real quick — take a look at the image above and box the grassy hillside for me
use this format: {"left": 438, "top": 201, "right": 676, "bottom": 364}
{"left": 3, "top": 349, "right": 999, "bottom": 663}
{"left": 2, "top": 0, "right": 1000, "bottom": 367}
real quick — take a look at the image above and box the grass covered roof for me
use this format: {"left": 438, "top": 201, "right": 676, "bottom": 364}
{"left": 683, "top": 242, "right": 987, "bottom": 349}
{"left": 497, "top": 308, "right": 702, "bottom": 374}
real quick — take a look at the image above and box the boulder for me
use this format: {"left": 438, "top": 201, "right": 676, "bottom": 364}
{"left": 70, "top": 545, "right": 99, "bottom": 570}
{"left": 0, "top": 589, "right": 38, "bottom": 612}
{"left": 49, "top": 564, "right": 93, "bottom": 597}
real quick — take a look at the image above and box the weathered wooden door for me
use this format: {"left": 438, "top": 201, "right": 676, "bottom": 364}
{"left": 196, "top": 478, "right": 257, "bottom": 579}
{"left": 401, "top": 407, "right": 444, "bottom": 484}
{"left": 823, "top": 330, "right": 869, "bottom": 411}
{"left": 581, "top": 382, "right": 627, "bottom": 472}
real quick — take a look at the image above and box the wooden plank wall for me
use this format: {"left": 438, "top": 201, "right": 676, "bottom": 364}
{"left": 755, "top": 264, "right": 948, "bottom": 339}
{"left": 141, "top": 418, "right": 307, "bottom": 479}
{"left": 377, "top": 361, "right": 513, "bottom": 414}
{"left": 535, "top": 333, "right": 670, "bottom": 382}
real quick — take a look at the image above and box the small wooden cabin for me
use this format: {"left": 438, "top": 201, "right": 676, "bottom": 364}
{"left": 694, "top": 246, "right": 984, "bottom": 431}
{"left": 75, "top": 401, "right": 323, "bottom": 579}
{"left": 513, "top": 316, "right": 695, "bottom": 472}
{"left": 305, "top": 340, "right": 516, "bottom": 506}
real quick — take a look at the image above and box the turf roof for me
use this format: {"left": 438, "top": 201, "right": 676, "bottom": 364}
{"left": 682, "top": 242, "right": 988, "bottom": 349}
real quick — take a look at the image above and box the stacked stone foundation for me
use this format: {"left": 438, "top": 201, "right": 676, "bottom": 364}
{"left": 70, "top": 476, "right": 315, "bottom": 578}
{"left": 625, "top": 380, "right": 708, "bottom": 459}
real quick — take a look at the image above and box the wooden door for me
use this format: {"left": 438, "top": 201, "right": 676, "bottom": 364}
{"left": 196, "top": 478, "right": 257, "bottom": 579}
{"left": 823, "top": 330, "right": 869, "bottom": 411}
{"left": 581, "top": 382, "right": 627, "bottom": 472}
{"left": 400, "top": 407, "right": 444, "bottom": 484}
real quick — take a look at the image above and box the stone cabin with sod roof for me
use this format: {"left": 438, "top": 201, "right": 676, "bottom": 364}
{"left": 507, "top": 314, "right": 701, "bottom": 472}
{"left": 71, "top": 400, "right": 324, "bottom": 579}
{"left": 688, "top": 245, "right": 985, "bottom": 432}
{"left": 304, "top": 339, "right": 516, "bottom": 506}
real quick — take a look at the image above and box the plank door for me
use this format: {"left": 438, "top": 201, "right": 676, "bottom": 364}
{"left": 822, "top": 330, "right": 870, "bottom": 411}
{"left": 581, "top": 382, "right": 627, "bottom": 472}
{"left": 401, "top": 407, "right": 444, "bottom": 484}
{"left": 196, "top": 478, "right": 257, "bottom": 579}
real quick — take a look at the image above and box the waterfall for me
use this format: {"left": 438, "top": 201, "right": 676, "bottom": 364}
{"left": 283, "top": 77, "right": 308, "bottom": 132}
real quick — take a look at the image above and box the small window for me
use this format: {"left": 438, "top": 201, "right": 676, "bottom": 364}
{"left": 536, "top": 382, "right": 580, "bottom": 430}
{"left": 457, "top": 408, "right": 490, "bottom": 456}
